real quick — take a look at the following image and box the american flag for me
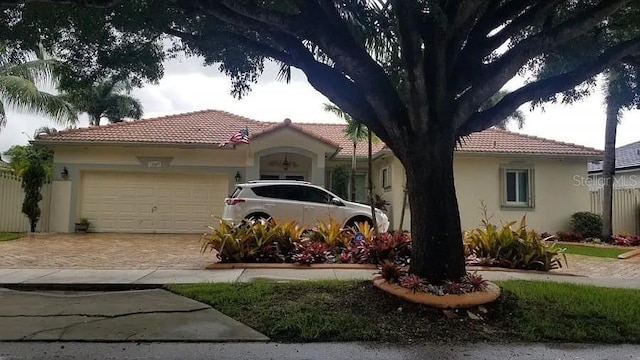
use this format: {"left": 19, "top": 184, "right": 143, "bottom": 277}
{"left": 219, "top": 128, "right": 250, "bottom": 147}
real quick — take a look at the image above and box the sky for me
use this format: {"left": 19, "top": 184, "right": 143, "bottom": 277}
{"left": 1, "top": 54, "right": 640, "bottom": 159}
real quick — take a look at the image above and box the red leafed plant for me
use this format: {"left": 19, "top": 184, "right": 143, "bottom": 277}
{"left": 291, "top": 241, "right": 335, "bottom": 264}
{"left": 462, "top": 272, "right": 489, "bottom": 292}
{"left": 612, "top": 234, "right": 640, "bottom": 247}
{"left": 377, "top": 260, "right": 407, "bottom": 283}
{"left": 399, "top": 274, "right": 424, "bottom": 293}
{"left": 367, "top": 231, "right": 412, "bottom": 264}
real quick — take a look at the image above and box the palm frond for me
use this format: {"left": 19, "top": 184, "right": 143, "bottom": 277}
{"left": 276, "top": 62, "right": 291, "bottom": 83}
{"left": 104, "top": 94, "right": 143, "bottom": 122}
{"left": 0, "top": 75, "right": 77, "bottom": 126}
{"left": 0, "top": 100, "right": 5, "bottom": 129}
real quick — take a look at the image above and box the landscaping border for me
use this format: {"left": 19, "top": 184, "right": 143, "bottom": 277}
{"left": 205, "top": 263, "right": 378, "bottom": 270}
{"left": 372, "top": 275, "right": 501, "bottom": 308}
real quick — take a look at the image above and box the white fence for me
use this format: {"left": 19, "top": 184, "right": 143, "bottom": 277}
{"left": 0, "top": 172, "right": 51, "bottom": 232}
{"left": 590, "top": 188, "right": 640, "bottom": 236}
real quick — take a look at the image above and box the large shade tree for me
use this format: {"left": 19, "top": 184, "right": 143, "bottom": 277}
{"left": 3, "top": 1, "right": 640, "bottom": 282}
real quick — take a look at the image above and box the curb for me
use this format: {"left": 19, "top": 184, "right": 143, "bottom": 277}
{"left": 0, "top": 283, "right": 163, "bottom": 292}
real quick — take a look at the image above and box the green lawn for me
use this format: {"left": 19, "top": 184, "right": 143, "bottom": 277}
{"left": 559, "top": 244, "right": 629, "bottom": 258}
{"left": 167, "top": 280, "right": 640, "bottom": 343}
{"left": 0, "top": 232, "right": 22, "bottom": 241}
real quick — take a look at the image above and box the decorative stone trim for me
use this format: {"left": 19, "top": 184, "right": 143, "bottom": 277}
{"left": 372, "top": 275, "right": 501, "bottom": 309}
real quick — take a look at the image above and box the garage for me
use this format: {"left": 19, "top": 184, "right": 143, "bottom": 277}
{"left": 80, "top": 171, "right": 228, "bottom": 233}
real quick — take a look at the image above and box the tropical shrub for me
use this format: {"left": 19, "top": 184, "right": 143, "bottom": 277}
{"left": 201, "top": 219, "right": 304, "bottom": 263}
{"left": 570, "top": 212, "right": 602, "bottom": 239}
{"left": 305, "top": 218, "right": 352, "bottom": 248}
{"left": 464, "top": 216, "right": 565, "bottom": 271}
{"left": 21, "top": 155, "right": 46, "bottom": 232}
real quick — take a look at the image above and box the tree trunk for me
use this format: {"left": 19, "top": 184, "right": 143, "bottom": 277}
{"left": 368, "top": 129, "right": 378, "bottom": 234}
{"left": 350, "top": 142, "right": 356, "bottom": 201}
{"left": 404, "top": 138, "right": 466, "bottom": 283}
{"left": 601, "top": 99, "right": 619, "bottom": 241}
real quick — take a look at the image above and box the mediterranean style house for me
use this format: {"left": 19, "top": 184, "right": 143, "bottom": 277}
{"left": 33, "top": 109, "right": 602, "bottom": 234}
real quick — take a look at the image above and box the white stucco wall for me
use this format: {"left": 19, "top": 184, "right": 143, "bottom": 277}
{"left": 53, "top": 145, "right": 248, "bottom": 167}
{"left": 376, "top": 154, "right": 591, "bottom": 233}
{"left": 48, "top": 180, "right": 72, "bottom": 233}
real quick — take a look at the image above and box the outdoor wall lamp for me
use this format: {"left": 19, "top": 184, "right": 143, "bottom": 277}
{"left": 61, "top": 167, "right": 69, "bottom": 180}
{"left": 282, "top": 153, "right": 290, "bottom": 171}
{"left": 235, "top": 170, "right": 242, "bottom": 183}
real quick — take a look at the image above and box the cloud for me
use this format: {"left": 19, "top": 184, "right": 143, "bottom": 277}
{"left": 2, "top": 56, "right": 640, "bottom": 155}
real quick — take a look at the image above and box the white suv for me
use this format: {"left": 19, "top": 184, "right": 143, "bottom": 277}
{"left": 222, "top": 180, "right": 390, "bottom": 232}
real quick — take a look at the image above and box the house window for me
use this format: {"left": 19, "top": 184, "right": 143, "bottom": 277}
{"left": 381, "top": 166, "right": 391, "bottom": 190}
{"left": 501, "top": 167, "right": 534, "bottom": 208}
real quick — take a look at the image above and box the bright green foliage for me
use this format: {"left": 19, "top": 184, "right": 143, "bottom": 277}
{"left": 0, "top": 43, "right": 76, "bottom": 130}
{"left": 560, "top": 244, "right": 627, "bottom": 258}
{"left": 500, "top": 281, "right": 640, "bottom": 343}
{"left": 3, "top": 144, "right": 53, "bottom": 179}
{"left": 20, "top": 153, "right": 46, "bottom": 232}
{"left": 330, "top": 164, "right": 350, "bottom": 199}
{"left": 201, "top": 219, "right": 304, "bottom": 263}
{"left": 464, "top": 216, "right": 565, "bottom": 271}
{"left": 570, "top": 212, "right": 603, "bottom": 239}
{"left": 0, "top": 232, "right": 22, "bottom": 241}
{"left": 61, "top": 76, "right": 143, "bottom": 126}
{"left": 306, "top": 218, "right": 352, "bottom": 248}
{"left": 169, "top": 280, "right": 640, "bottom": 343}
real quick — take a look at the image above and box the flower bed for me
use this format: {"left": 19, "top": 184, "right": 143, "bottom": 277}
{"left": 201, "top": 218, "right": 411, "bottom": 266}
{"left": 463, "top": 215, "right": 566, "bottom": 271}
{"left": 202, "top": 216, "right": 566, "bottom": 272}
{"left": 373, "top": 261, "right": 500, "bottom": 308}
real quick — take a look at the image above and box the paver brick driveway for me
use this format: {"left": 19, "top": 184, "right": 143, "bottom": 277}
{"left": 0, "top": 233, "right": 215, "bottom": 269}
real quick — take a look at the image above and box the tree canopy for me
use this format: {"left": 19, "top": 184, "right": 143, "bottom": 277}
{"left": 3, "top": 0, "right": 639, "bottom": 282}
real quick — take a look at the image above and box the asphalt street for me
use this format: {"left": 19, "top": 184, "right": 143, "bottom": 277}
{"left": 1, "top": 342, "right": 639, "bottom": 360}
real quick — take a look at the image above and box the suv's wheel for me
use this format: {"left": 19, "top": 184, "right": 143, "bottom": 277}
{"left": 245, "top": 212, "right": 272, "bottom": 222}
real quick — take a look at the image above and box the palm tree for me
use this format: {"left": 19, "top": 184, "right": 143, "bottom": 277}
{"left": 0, "top": 44, "right": 77, "bottom": 130}
{"left": 62, "top": 76, "right": 143, "bottom": 126}
{"left": 600, "top": 64, "right": 637, "bottom": 240}
{"left": 323, "top": 103, "right": 367, "bottom": 202}
{"left": 323, "top": 103, "right": 380, "bottom": 231}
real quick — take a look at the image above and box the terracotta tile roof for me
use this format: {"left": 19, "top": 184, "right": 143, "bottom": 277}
{"left": 36, "top": 109, "right": 272, "bottom": 145}
{"left": 36, "top": 109, "right": 602, "bottom": 157}
{"left": 456, "top": 128, "right": 602, "bottom": 156}
{"left": 251, "top": 118, "right": 343, "bottom": 150}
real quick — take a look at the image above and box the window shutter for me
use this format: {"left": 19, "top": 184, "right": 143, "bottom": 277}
{"left": 527, "top": 168, "right": 535, "bottom": 207}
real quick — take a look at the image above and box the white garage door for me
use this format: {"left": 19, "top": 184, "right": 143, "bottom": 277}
{"left": 80, "top": 171, "right": 228, "bottom": 233}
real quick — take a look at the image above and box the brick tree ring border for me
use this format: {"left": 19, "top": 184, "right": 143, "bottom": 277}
{"left": 372, "top": 275, "right": 501, "bottom": 309}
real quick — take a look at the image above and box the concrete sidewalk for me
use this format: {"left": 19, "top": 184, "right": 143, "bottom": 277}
{"left": 1, "top": 268, "right": 639, "bottom": 289}
{"left": 0, "top": 288, "right": 268, "bottom": 342}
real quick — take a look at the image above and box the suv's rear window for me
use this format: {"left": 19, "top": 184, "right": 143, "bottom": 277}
{"left": 230, "top": 186, "right": 242, "bottom": 198}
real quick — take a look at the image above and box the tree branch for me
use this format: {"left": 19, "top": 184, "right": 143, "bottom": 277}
{"left": 391, "top": 0, "right": 428, "bottom": 134}
{"left": 454, "top": 0, "right": 633, "bottom": 127}
{"left": 457, "top": 37, "right": 640, "bottom": 137}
